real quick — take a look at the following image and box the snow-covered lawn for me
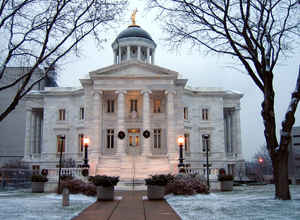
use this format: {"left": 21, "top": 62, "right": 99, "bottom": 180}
{"left": 166, "top": 184, "right": 300, "bottom": 220}
{"left": 1, "top": 185, "right": 300, "bottom": 220}
{"left": 0, "top": 189, "right": 95, "bottom": 220}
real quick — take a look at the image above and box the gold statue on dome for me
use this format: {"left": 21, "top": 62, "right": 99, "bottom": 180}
{"left": 131, "top": 8, "right": 138, "bottom": 26}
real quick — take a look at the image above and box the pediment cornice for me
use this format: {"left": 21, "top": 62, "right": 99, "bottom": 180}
{"left": 89, "top": 60, "right": 179, "bottom": 79}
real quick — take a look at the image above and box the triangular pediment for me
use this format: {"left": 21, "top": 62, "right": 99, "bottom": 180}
{"left": 89, "top": 60, "right": 178, "bottom": 79}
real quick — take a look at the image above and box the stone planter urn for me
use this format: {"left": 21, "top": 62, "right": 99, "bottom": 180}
{"left": 220, "top": 180, "right": 233, "bottom": 191}
{"left": 32, "top": 182, "right": 45, "bottom": 193}
{"left": 97, "top": 186, "right": 114, "bottom": 201}
{"left": 147, "top": 185, "right": 165, "bottom": 200}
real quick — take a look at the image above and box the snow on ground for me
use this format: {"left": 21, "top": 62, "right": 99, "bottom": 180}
{"left": 1, "top": 185, "right": 300, "bottom": 220}
{"left": 166, "top": 185, "right": 300, "bottom": 220}
{"left": 0, "top": 189, "right": 95, "bottom": 220}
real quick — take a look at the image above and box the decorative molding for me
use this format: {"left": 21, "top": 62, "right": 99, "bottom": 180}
{"left": 164, "top": 89, "right": 176, "bottom": 95}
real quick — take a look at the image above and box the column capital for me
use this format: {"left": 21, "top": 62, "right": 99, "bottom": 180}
{"left": 141, "top": 89, "right": 152, "bottom": 95}
{"left": 93, "top": 91, "right": 103, "bottom": 100}
{"left": 115, "top": 90, "right": 127, "bottom": 95}
{"left": 165, "top": 89, "right": 176, "bottom": 95}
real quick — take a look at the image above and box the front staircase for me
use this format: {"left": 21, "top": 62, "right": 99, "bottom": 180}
{"left": 95, "top": 155, "right": 171, "bottom": 181}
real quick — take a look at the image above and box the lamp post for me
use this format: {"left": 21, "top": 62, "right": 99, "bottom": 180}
{"left": 258, "top": 157, "right": 264, "bottom": 182}
{"left": 83, "top": 137, "right": 90, "bottom": 168}
{"left": 58, "top": 135, "right": 65, "bottom": 193}
{"left": 203, "top": 134, "right": 210, "bottom": 189}
{"left": 177, "top": 136, "right": 185, "bottom": 172}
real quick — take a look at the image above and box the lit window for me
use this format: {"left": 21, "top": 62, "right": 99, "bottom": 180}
{"left": 57, "top": 135, "right": 65, "bottom": 153}
{"left": 184, "top": 133, "right": 190, "bottom": 152}
{"left": 154, "top": 100, "right": 161, "bottom": 113}
{"left": 153, "top": 129, "right": 161, "bottom": 148}
{"left": 107, "top": 100, "right": 114, "bottom": 113}
{"left": 202, "top": 134, "right": 210, "bottom": 152}
{"left": 130, "top": 99, "right": 138, "bottom": 112}
{"left": 80, "top": 107, "right": 84, "bottom": 120}
{"left": 202, "top": 108, "right": 208, "bottom": 120}
{"left": 78, "top": 134, "right": 84, "bottom": 152}
{"left": 184, "top": 107, "right": 188, "bottom": 120}
{"left": 106, "top": 129, "right": 114, "bottom": 149}
{"left": 58, "top": 109, "right": 65, "bottom": 120}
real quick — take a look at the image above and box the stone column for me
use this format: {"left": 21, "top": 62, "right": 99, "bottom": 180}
{"left": 114, "top": 50, "right": 118, "bottom": 64}
{"left": 137, "top": 46, "right": 141, "bottom": 61}
{"left": 228, "top": 110, "right": 232, "bottom": 153}
{"left": 24, "top": 108, "right": 32, "bottom": 160}
{"left": 142, "top": 90, "right": 152, "bottom": 156}
{"left": 118, "top": 46, "right": 122, "bottom": 63}
{"left": 151, "top": 49, "right": 155, "bottom": 64}
{"left": 89, "top": 91, "right": 102, "bottom": 176}
{"left": 127, "top": 46, "right": 130, "bottom": 61}
{"left": 31, "top": 111, "right": 36, "bottom": 157}
{"left": 93, "top": 91, "right": 103, "bottom": 153}
{"left": 36, "top": 113, "right": 41, "bottom": 154}
{"left": 234, "top": 106, "right": 242, "bottom": 155}
{"left": 116, "top": 90, "right": 127, "bottom": 155}
{"left": 146, "top": 48, "right": 150, "bottom": 63}
{"left": 165, "top": 90, "right": 176, "bottom": 157}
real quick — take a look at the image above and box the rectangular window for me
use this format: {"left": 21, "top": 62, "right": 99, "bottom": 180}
{"left": 154, "top": 100, "right": 161, "bottom": 113}
{"left": 78, "top": 134, "right": 84, "bottom": 152}
{"left": 184, "top": 107, "right": 188, "bottom": 120}
{"left": 154, "top": 129, "right": 161, "bottom": 148}
{"left": 202, "top": 134, "right": 210, "bottom": 152}
{"left": 80, "top": 107, "right": 84, "bottom": 120}
{"left": 32, "top": 165, "right": 40, "bottom": 175}
{"left": 130, "top": 99, "right": 138, "bottom": 112}
{"left": 107, "top": 100, "right": 115, "bottom": 113}
{"left": 57, "top": 135, "right": 65, "bottom": 153}
{"left": 228, "top": 164, "right": 235, "bottom": 175}
{"left": 184, "top": 133, "right": 190, "bottom": 152}
{"left": 58, "top": 109, "right": 65, "bottom": 120}
{"left": 202, "top": 108, "right": 208, "bottom": 120}
{"left": 106, "top": 129, "right": 114, "bottom": 148}
{"left": 203, "top": 164, "right": 211, "bottom": 175}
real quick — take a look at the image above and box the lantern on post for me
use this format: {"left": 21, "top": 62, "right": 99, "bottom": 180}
{"left": 83, "top": 137, "right": 90, "bottom": 168}
{"left": 177, "top": 136, "right": 185, "bottom": 172}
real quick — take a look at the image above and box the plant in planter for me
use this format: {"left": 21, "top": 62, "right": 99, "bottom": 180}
{"left": 89, "top": 175, "right": 119, "bottom": 201}
{"left": 31, "top": 174, "right": 48, "bottom": 193}
{"left": 145, "top": 174, "right": 169, "bottom": 200}
{"left": 218, "top": 174, "right": 234, "bottom": 191}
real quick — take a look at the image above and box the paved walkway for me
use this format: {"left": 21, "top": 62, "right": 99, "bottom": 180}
{"left": 72, "top": 191, "right": 181, "bottom": 220}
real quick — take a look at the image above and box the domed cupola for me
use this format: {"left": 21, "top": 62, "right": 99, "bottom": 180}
{"left": 112, "top": 9, "right": 156, "bottom": 64}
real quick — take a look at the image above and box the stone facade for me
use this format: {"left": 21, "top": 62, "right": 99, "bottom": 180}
{"left": 288, "top": 126, "right": 300, "bottom": 184}
{"left": 0, "top": 67, "right": 56, "bottom": 166}
{"left": 23, "top": 25, "right": 244, "bottom": 180}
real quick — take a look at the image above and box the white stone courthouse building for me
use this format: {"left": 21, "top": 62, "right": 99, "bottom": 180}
{"left": 23, "top": 23, "right": 244, "bottom": 181}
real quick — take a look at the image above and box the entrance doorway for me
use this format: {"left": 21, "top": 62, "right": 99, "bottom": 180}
{"left": 127, "top": 129, "right": 140, "bottom": 152}
{"left": 128, "top": 132, "right": 140, "bottom": 147}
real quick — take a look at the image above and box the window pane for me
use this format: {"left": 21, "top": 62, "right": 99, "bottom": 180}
{"left": 136, "top": 136, "right": 139, "bottom": 146}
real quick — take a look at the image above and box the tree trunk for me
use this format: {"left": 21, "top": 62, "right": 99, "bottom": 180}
{"left": 261, "top": 68, "right": 291, "bottom": 200}
{"left": 277, "top": 149, "right": 291, "bottom": 199}
{"left": 271, "top": 149, "right": 291, "bottom": 200}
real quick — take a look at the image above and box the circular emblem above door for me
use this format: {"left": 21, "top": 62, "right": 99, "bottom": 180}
{"left": 118, "top": 131, "right": 126, "bottom": 139}
{"left": 143, "top": 130, "right": 150, "bottom": 138}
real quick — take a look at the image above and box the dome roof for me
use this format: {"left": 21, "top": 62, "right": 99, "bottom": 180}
{"left": 115, "top": 25, "right": 154, "bottom": 42}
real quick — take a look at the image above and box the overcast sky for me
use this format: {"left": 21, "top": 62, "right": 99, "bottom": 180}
{"left": 58, "top": 1, "right": 300, "bottom": 161}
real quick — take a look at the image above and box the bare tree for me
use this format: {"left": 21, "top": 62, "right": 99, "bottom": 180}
{"left": 0, "top": 0, "right": 128, "bottom": 122}
{"left": 148, "top": 0, "right": 300, "bottom": 200}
